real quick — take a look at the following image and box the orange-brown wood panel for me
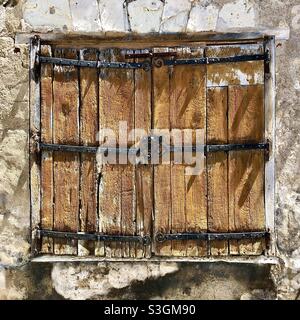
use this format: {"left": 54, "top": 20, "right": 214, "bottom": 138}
{"left": 134, "top": 50, "right": 152, "bottom": 258}
{"left": 207, "top": 87, "right": 229, "bottom": 256}
{"left": 153, "top": 48, "right": 172, "bottom": 255}
{"left": 98, "top": 165, "right": 121, "bottom": 258}
{"left": 206, "top": 44, "right": 264, "bottom": 87}
{"left": 53, "top": 48, "right": 80, "bottom": 255}
{"left": 40, "top": 45, "right": 53, "bottom": 254}
{"left": 170, "top": 47, "right": 207, "bottom": 256}
{"left": 98, "top": 48, "right": 135, "bottom": 258}
{"left": 170, "top": 48, "right": 186, "bottom": 256}
{"left": 228, "top": 85, "right": 265, "bottom": 255}
{"left": 78, "top": 49, "right": 98, "bottom": 256}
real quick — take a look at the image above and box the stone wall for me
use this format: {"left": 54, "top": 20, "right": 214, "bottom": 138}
{"left": 0, "top": 0, "right": 299, "bottom": 300}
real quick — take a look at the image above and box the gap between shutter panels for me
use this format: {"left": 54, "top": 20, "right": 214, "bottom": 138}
{"left": 37, "top": 43, "right": 268, "bottom": 257}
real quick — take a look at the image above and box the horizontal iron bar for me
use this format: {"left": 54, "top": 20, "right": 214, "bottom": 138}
{"left": 39, "top": 53, "right": 268, "bottom": 69}
{"left": 40, "top": 142, "right": 269, "bottom": 154}
{"left": 163, "top": 53, "right": 268, "bottom": 66}
{"left": 39, "top": 143, "right": 137, "bottom": 154}
{"left": 39, "top": 229, "right": 151, "bottom": 245}
{"left": 205, "top": 142, "right": 269, "bottom": 153}
{"left": 39, "top": 56, "right": 147, "bottom": 69}
{"left": 155, "top": 231, "right": 269, "bottom": 243}
{"left": 125, "top": 52, "right": 177, "bottom": 59}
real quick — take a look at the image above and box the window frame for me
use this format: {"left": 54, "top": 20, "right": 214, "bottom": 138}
{"left": 29, "top": 34, "right": 276, "bottom": 262}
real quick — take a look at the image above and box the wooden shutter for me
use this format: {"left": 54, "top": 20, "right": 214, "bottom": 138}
{"left": 39, "top": 46, "right": 152, "bottom": 257}
{"left": 37, "top": 42, "right": 267, "bottom": 258}
{"left": 153, "top": 47, "right": 207, "bottom": 257}
{"left": 206, "top": 44, "right": 265, "bottom": 255}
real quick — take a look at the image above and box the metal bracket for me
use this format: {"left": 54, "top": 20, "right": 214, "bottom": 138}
{"left": 38, "top": 229, "right": 151, "bottom": 246}
{"left": 264, "top": 49, "right": 271, "bottom": 80}
{"left": 155, "top": 231, "right": 269, "bottom": 243}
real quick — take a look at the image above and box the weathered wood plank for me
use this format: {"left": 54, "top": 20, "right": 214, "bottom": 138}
{"left": 40, "top": 45, "right": 54, "bottom": 254}
{"left": 134, "top": 49, "right": 152, "bottom": 258}
{"left": 206, "top": 44, "right": 264, "bottom": 87}
{"left": 136, "top": 166, "right": 152, "bottom": 258}
{"left": 169, "top": 48, "right": 186, "bottom": 256}
{"left": 154, "top": 165, "right": 172, "bottom": 256}
{"left": 153, "top": 47, "right": 172, "bottom": 256}
{"left": 78, "top": 49, "right": 98, "bottom": 256}
{"left": 171, "top": 164, "right": 186, "bottom": 256}
{"left": 170, "top": 47, "right": 207, "bottom": 256}
{"left": 98, "top": 165, "right": 121, "bottom": 258}
{"left": 30, "top": 36, "right": 41, "bottom": 255}
{"left": 228, "top": 85, "right": 265, "bottom": 255}
{"left": 98, "top": 48, "right": 135, "bottom": 258}
{"left": 53, "top": 48, "right": 79, "bottom": 255}
{"left": 121, "top": 165, "right": 135, "bottom": 258}
{"left": 207, "top": 87, "right": 229, "bottom": 256}
{"left": 264, "top": 37, "right": 276, "bottom": 256}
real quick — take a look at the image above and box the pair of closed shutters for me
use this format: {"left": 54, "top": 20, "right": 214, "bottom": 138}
{"left": 38, "top": 43, "right": 266, "bottom": 258}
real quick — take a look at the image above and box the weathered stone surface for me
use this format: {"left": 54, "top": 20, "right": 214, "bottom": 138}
{"left": 0, "top": 0, "right": 299, "bottom": 300}
{"left": 99, "top": 0, "right": 128, "bottom": 32}
{"left": 187, "top": 3, "right": 219, "bottom": 32}
{"left": 128, "top": 0, "right": 163, "bottom": 33}
{"left": 23, "top": 0, "right": 72, "bottom": 31}
{"left": 51, "top": 263, "right": 179, "bottom": 300}
{"left": 160, "top": 0, "right": 191, "bottom": 33}
{"left": 70, "top": 0, "right": 101, "bottom": 32}
{"left": 217, "top": 0, "right": 256, "bottom": 29}
{"left": 0, "top": 5, "right": 5, "bottom": 34}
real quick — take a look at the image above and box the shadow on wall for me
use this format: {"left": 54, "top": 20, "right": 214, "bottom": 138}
{"left": 0, "top": 1, "right": 19, "bottom": 7}
{"left": 110, "top": 262, "right": 276, "bottom": 300}
{"left": 13, "top": 262, "right": 276, "bottom": 300}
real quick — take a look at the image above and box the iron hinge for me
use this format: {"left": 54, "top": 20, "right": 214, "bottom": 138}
{"left": 155, "top": 231, "right": 269, "bottom": 243}
{"left": 37, "top": 229, "right": 151, "bottom": 246}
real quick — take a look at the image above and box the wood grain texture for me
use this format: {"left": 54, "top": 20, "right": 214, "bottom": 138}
{"left": 98, "top": 165, "right": 121, "bottom": 258}
{"left": 78, "top": 49, "right": 98, "bottom": 256}
{"left": 170, "top": 47, "right": 207, "bottom": 256}
{"left": 181, "top": 48, "right": 207, "bottom": 257}
{"left": 134, "top": 50, "right": 152, "bottom": 258}
{"left": 206, "top": 44, "right": 264, "bottom": 87}
{"left": 53, "top": 48, "right": 80, "bottom": 255}
{"left": 98, "top": 48, "right": 135, "bottom": 257}
{"left": 153, "top": 48, "right": 172, "bottom": 256}
{"left": 40, "top": 45, "right": 53, "bottom": 254}
{"left": 153, "top": 47, "right": 207, "bottom": 256}
{"left": 29, "top": 37, "right": 41, "bottom": 255}
{"left": 207, "top": 87, "right": 229, "bottom": 256}
{"left": 228, "top": 85, "right": 265, "bottom": 255}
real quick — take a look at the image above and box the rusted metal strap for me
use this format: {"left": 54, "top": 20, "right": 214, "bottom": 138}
{"left": 38, "top": 55, "right": 151, "bottom": 71}
{"left": 38, "top": 229, "right": 151, "bottom": 245}
{"left": 39, "top": 143, "right": 136, "bottom": 154}
{"left": 155, "top": 231, "right": 269, "bottom": 243}
{"left": 39, "top": 142, "right": 269, "bottom": 154}
{"left": 37, "top": 52, "right": 268, "bottom": 71}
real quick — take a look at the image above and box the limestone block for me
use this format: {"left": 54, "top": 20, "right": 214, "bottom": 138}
{"left": 23, "top": 0, "right": 72, "bottom": 31}
{"left": 217, "top": 0, "right": 256, "bottom": 29}
{"left": 187, "top": 3, "right": 219, "bottom": 32}
{"left": 70, "top": 0, "right": 101, "bottom": 32}
{"left": 0, "top": 5, "right": 5, "bottom": 34}
{"left": 128, "top": 0, "right": 163, "bottom": 33}
{"left": 99, "top": 0, "right": 129, "bottom": 32}
{"left": 160, "top": 0, "right": 191, "bottom": 33}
